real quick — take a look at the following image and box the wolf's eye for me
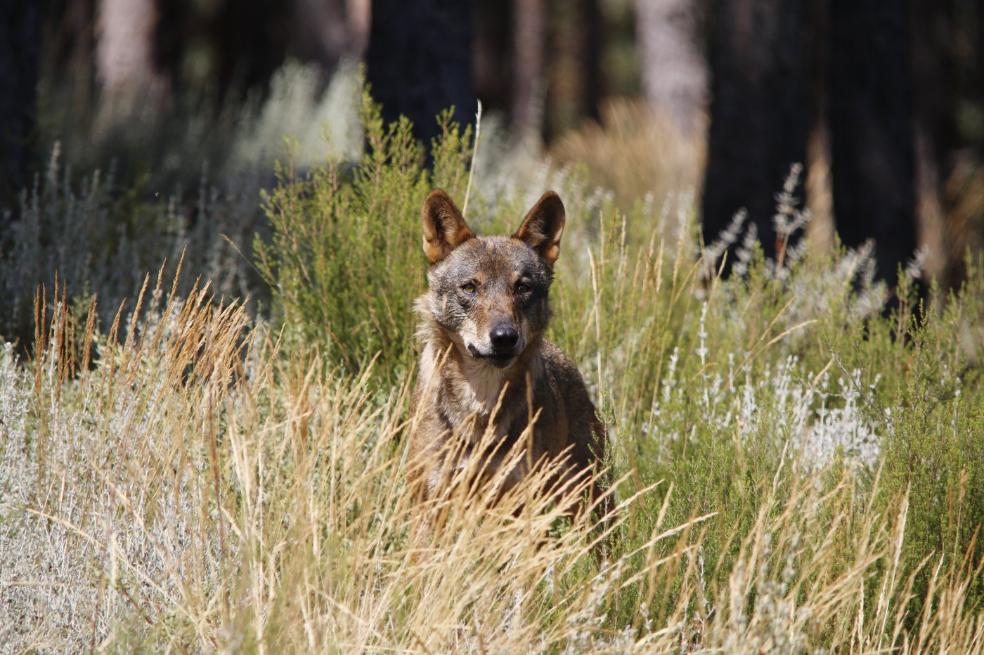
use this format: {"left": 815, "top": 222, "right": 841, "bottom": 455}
{"left": 460, "top": 281, "right": 477, "bottom": 294}
{"left": 515, "top": 281, "right": 532, "bottom": 294}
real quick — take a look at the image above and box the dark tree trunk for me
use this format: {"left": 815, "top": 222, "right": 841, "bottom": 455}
{"left": 473, "top": 0, "right": 513, "bottom": 118}
{"left": 543, "top": 0, "right": 602, "bottom": 140}
{"left": 911, "top": 0, "right": 957, "bottom": 284}
{"left": 367, "top": 0, "right": 475, "bottom": 147}
{"left": 206, "top": 0, "right": 289, "bottom": 100}
{"left": 292, "top": 0, "right": 361, "bottom": 70}
{"left": 0, "top": 1, "right": 42, "bottom": 203}
{"left": 827, "top": 0, "right": 917, "bottom": 286}
{"left": 701, "top": 0, "right": 813, "bottom": 260}
{"left": 581, "top": 0, "right": 603, "bottom": 124}
{"left": 43, "top": 0, "right": 98, "bottom": 123}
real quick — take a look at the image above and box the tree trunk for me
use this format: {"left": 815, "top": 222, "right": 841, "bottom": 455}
{"left": 292, "top": 0, "right": 368, "bottom": 71}
{"left": 635, "top": 0, "right": 706, "bottom": 137}
{"left": 512, "top": 0, "right": 546, "bottom": 144}
{"left": 473, "top": 0, "right": 513, "bottom": 118}
{"left": 96, "top": 0, "right": 169, "bottom": 123}
{"left": 203, "top": 1, "right": 289, "bottom": 101}
{"left": 827, "top": 0, "right": 917, "bottom": 286}
{"left": 347, "top": 0, "right": 371, "bottom": 57}
{"left": 0, "top": 1, "right": 41, "bottom": 202}
{"left": 367, "top": 0, "right": 475, "bottom": 148}
{"left": 701, "top": 0, "right": 813, "bottom": 259}
{"left": 580, "top": 0, "right": 603, "bottom": 124}
{"left": 542, "top": 0, "right": 603, "bottom": 140}
{"left": 911, "top": 0, "right": 956, "bottom": 284}
{"left": 43, "top": 0, "right": 98, "bottom": 123}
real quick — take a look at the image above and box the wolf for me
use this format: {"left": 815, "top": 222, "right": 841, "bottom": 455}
{"left": 408, "top": 188, "right": 608, "bottom": 522}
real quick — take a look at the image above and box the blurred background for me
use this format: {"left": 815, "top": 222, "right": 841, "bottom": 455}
{"left": 2, "top": 0, "right": 984, "bottom": 333}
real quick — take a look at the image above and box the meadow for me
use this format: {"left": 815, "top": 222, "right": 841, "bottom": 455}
{"left": 2, "top": 86, "right": 984, "bottom": 652}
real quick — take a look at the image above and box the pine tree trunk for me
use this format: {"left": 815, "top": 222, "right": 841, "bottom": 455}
{"left": 827, "top": 0, "right": 917, "bottom": 286}
{"left": 473, "top": 0, "right": 513, "bottom": 117}
{"left": 701, "top": 0, "right": 813, "bottom": 259}
{"left": 367, "top": 0, "right": 475, "bottom": 148}
{"left": 0, "top": 1, "right": 41, "bottom": 202}
{"left": 911, "top": 0, "right": 955, "bottom": 283}
{"left": 96, "top": 0, "right": 169, "bottom": 123}
{"left": 292, "top": 0, "right": 367, "bottom": 70}
{"left": 512, "top": 0, "right": 546, "bottom": 144}
{"left": 635, "top": 0, "right": 706, "bottom": 136}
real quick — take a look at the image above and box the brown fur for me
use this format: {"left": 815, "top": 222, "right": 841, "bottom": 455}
{"left": 409, "top": 189, "right": 608, "bottom": 521}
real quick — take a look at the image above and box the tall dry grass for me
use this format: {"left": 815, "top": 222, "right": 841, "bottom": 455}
{"left": 2, "top": 258, "right": 983, "bottom": 653}
{"left": 2, "top": 74, "right": 984, "bottom": 653}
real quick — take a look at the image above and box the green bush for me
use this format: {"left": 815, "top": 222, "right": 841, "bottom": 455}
{"left": 255, "top": 94, "right": 477, "bottom": 380}
{"left": 255, "top": 105, "right": 984, "bottom": 620}
{"left": 4, "top": 87, "right": 984, "bottom": 649}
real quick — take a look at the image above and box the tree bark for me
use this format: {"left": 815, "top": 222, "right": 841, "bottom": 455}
{"left": 635, "top": 0, "right": 706, "bottom": 137}
{"left": 827, "top": 0, "right": 917, "bottom": 286}
{"left": 543, "top": 0, "right": 603, "bottom": 140}
{"left": 96, "top": 0, "right": 169, "bottom": 122}
{"left": 473, "top": 0, "right": 513, "bottom": 118}
{"left": 911, "top": 0, "right": 956, "bottom": 284}
{"left": 0, "top": 1, "right": 41, "bottom": 202}
{"left": 347, "top": 0, "right": 371, "bottom": 57}
{"left": 579, "top": 0, "right": 603, "bottom": 125}
{"left": 292, "top": 0, "right": 369, "bottom": 70}
{"left": 701, "top": 0, "right": 813, "bottom": 259}
{"left": 367, "top": 0, "right": 475, "bottom": 148}
{"left": 206, "top": 0, "right": 289, "bottom": 101}
{"left": 512, "top": 0, "right": 546, "bottom": 143}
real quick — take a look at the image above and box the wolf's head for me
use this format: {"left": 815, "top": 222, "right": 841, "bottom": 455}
{"left": 417, "top": 189, "right": 565, "bottom": 370}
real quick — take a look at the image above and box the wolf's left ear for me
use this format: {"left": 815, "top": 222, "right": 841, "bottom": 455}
{"left": 422, "top": 189, "right": 474, "bottom": 264}
{"left": 513, "top": 191, "right": 566, "bottom": 266}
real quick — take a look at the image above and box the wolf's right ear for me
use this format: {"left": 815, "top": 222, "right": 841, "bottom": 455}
{"left": 421, "top": 190, "right": 474, "bottom": 264}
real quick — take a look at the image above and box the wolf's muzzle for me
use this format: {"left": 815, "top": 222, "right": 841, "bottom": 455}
{"left": 490, "top": 324, "right": 520, "bottom": 352}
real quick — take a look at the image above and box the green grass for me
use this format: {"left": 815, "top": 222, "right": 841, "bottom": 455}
{"left": 2, "top": 96, "right": 984, "bottom": 652}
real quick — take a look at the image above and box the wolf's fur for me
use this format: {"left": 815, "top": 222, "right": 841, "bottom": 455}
{"left": 409, "top": 189, "right": 608, "bottom": 518}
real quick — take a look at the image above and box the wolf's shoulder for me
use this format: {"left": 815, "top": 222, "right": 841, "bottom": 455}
{"left": 539, "top": 339, "right": 603, "bottom": 464}
{"left": 539, "top": 340, "right": 588, "bottom": 389}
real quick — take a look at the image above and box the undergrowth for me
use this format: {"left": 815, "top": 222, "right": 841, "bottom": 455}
{"left": 2, "top": 84, "right": 984, "bottom": 652}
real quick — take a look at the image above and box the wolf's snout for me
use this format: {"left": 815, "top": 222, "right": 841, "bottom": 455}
{"left": 490, "top": 324, "right": 519, "bottom": 352}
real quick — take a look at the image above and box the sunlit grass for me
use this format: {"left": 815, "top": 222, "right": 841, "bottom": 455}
{"left": 2, "top": 84, "right": 984, "bottom": 652}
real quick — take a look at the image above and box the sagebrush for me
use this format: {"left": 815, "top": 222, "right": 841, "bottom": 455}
{"left": 2, "top": 80, "right": 984, "bottom": 653}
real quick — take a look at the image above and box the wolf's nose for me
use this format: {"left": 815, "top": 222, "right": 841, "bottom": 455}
{"left": 490, "top": 325, "right": 519, "bottom": 350}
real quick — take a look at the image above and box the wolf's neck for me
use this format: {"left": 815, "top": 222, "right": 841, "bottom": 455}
{"left": 420, "top": 338, "right": 539, "bottom": 420}
{"left": 455, "top": 354, "right": 512, "bottom": 415}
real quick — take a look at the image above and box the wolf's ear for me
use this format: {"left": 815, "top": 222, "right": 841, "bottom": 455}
{"left": 421, "top": 189, "right": 474, "bottom": 264}
{"left": 513, "top": 191, "right": 566, "bottom": 266}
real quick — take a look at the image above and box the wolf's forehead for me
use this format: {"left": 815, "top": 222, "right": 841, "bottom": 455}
{"left": 442, "top": 237, "right": 540, "bottom": 278}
